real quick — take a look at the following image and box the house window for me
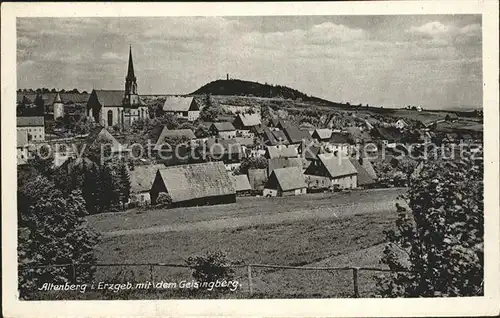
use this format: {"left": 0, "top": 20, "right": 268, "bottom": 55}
{"left": 140, "top": 195, "right": 144, "bottom": 202}
{"left": 183, "top": 111, "right": 188, "bottom": 116}
{"left": 107, "top": 110, "right": 113, "bottom": 127}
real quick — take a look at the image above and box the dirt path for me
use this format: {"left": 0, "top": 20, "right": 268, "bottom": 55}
{"left": 103, "top": 198, "right": 406, "bottom": 237}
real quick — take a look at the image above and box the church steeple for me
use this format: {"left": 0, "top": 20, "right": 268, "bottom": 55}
{"left": 124, "top": 45, "right": 138, "bottom": 97}
{"left": 126, "top": 45, "right": 136, "bottom": 81}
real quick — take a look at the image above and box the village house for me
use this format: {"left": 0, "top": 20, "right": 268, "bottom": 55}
{"left": 371, "top": 127, "right": 403, "bottom": 148}
{"left": 150, "top": 161, "right": 236, "bottom": 208}
{"left": 324, "top": 132, "right": 354, "bottom": 155}
{"left": 79, "top": 126, "right": 128, "bottom": 160}
{"left": 162, "top": 96, "right": 200, "bottom": 121}
{"left": 394, "top": 119, "right": 408, "bottom": 130}
{"left": 17, "top": 116, "right": 45, "bottom": 141}
{"left": 445, "top": 113, "right": 459, "bottom": 123}
{"left": 231, "top": 174, "right": 252, "bottom": 195}
{"left": 267, "top": 157, "right": 304, "bottom": 176}
{"left": 153, "top": 127, "right": 196, "bottom": 151}
{"left": 87, "top": 47, "right": 149, "bottom": 130}
{"left": 262, "top": 127, "right": 289, "bottom": 146}
{"left": 129, "top": 164, "right": 165, "bottom": 206}
{"left": 233, "top": 113, "right": 262, "bottom": 131}
{"left": 17, "top": 91, "right": 90, "bottom": 120}
{"left": 263, "top": 166, "right": 307, "bottom": 197}
{"left": 349, "top": 158, "right": 376, "bottom": 188}
{"left": 264, "top": 144, "right": 299, "bottom": 159}
{"left": 280, "top": 122, "right": 312, "bottom": 146}
{"left": 311, "top": 128, "right": 333, "bottom": 142}
{"left": 203, "top": 138, "right": 244, "bottom": 171}
{"left": 17, "top": 130, "right": 29, "bottom": 165}
{"left": 305, "top": 153, "right": 358, "bottom": 189}
{"left": 209, "top": 122, "right": 236, "bottom": 139}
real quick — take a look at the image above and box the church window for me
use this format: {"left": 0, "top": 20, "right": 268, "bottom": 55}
{"left": 107, "top": 110, "right": 113, "bottom": 127}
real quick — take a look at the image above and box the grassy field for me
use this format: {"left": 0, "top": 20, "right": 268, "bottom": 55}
{"left": 46, "top": 189, "right": 407, "bottom": 299}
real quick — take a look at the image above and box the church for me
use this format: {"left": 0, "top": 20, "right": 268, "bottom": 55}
{"left": 87, "top": 46, "right": 149, "bottom": 129}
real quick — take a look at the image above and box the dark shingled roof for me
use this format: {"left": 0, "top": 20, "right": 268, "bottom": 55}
{"left": 211, "top": 122, "right": 236, "bottom": 132}
{"left": 93, "top": 90, "right": 126, "bottom": 107}
{"left": 156, "top": 161, "right": 235, "bottom": 203}
{"left": 267, "top": 157, "right": 303, "bottom": 176}
{"left": 329, "top": 132, "right": 354, "bottom": 144}
{"left": 154, "top": 127, "right": 196, "bottom": 151}
{"left": 281, "top": 123, "right": 312, "bottom": 144}
{"left": 17, "top": 116, "right": 45, "bottom": 127}
{"left": 349, "top": 158, "right": 375, "bottom": 186}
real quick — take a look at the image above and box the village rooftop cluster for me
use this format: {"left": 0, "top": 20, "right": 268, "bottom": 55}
{"left": 16, "top": 47, "right": 484, "bottom": 208}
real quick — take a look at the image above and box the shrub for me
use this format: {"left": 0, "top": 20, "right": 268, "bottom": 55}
{"left": 377, "top": 150, "right": 483, "bottom": 297}
{"left": 18, "top": 175, "right": 99, "bottom": 299}
{"left": 185, "top": 251, "right": 236, "bottom": 290}
{"left": 155, "top": 193, "right": 172, "bottom": 208}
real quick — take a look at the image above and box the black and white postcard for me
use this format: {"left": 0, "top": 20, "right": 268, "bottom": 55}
{"left": 1, "top": 1, "right": 499, "bottom": 317}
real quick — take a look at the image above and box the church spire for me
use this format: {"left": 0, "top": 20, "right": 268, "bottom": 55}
{"left": 126, "top": 45, "right": 136, "bottom": 80}
{"left": 124, "top": 45, "right": 138, "bottom": 97}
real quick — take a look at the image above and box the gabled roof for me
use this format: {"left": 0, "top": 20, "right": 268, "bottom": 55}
{"left": 163, "top": 96, "right": 198, "bottom": 112}
{"left": 282, "top": 123, "right": 311, "bottom": 144}
{"left": 329, "top": 132, "right": 354, "bottom": 144}
{"left": 266, "top": 145, "right": 298, "bottom": 159}
{"left": 272, "top": 130, "right": 289, "bottom": 144}
{"left": 17, "top": 130, "right": 29, "bottom": 148}
{"left": 84, "top": 126, "right": 124, "bottom": 153}
{"left": 318, "top": 153, "right": 358, "bottom": 178}
{"left": 312, "top": 129, "right": 333, "bottom": 140}
{"left": 360, "top": 158, "right": 377, "bottom": 180}
{"left": 236, "top": 113, "right": 261, "bottom": 127}
{"left": 232, "top": 174, "right": 252, "bottom": 192}
{"left": 17, "top": 116, "right": 44, "bottom": 127}
{"left": 247, "top": 168, "right": 267, "bottom": 190}
{"left": 156, "top": 161, "right": 235, "bottom": 203}
{"left": 268, "top": 157, "right": 304, "bottom": 176}
{"left": 349, "top": 158, "right": 375, "bottom": 186}
{"left": 154, "top": 127, "right": 196, "bottom": 151}
{"left": 93, "top": 90, "right": 125, "bottom": 107}
{"left": 211, "top": 122, "right": 236, "bottom": 132}
{"left": 269, "top": 166, "right": 307, "bottom": 191}
{"left": 130, "top": 164, "right": 165, "bottom": 193}
{"left": 54, "top": 93, "right": 62, "bottom": 103}
{"left": 372, "top": 127, "right": 403, "bottom": 142}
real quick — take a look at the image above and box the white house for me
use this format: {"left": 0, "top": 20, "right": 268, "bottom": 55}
{"left": 163, "top": 96, "right": 200, "bottom": 121}
{"left": 17, "top": 116, "right": 45, "bottom": 142}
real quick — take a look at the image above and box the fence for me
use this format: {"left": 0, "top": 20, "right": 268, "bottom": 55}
{"left": 20, "top": 262, "right": 409, "bottom": 298}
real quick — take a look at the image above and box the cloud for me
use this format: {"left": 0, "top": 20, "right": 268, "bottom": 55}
{"left": 407, "top": 21, "right": 452, "bottom": 37}
{"left": 101, "top": 52, "right": 125, "bottom": 61}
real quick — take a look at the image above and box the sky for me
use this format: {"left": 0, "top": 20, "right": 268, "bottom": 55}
{"left": 17, "top": 15, "right": 482, "bottom": 109}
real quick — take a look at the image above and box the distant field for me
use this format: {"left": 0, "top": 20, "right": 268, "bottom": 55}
{"left": 56, "top": 189, "right": 406, "bottom": 299}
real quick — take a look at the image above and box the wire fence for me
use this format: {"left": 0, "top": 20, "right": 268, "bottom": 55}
{"left": 20, "top": 262, "right": 410, "bottom": 298}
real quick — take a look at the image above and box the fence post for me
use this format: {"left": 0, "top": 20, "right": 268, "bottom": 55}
{"left": 71, "top": 262, "right": 77, "bottom": 284}
{"left": 352, "top": 267, "right": 360, "bottom": 298}
{"left": 247, "top": 265, "right": 253, "bottom": 295}
{"left": 149, "top": 265, "right": 155, "bottom": 284}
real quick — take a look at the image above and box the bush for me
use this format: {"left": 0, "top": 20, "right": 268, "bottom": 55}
{"left": 377, "top": 151, "right": 483, "bottom": 297}
{"left": 155, "top": 193, "right": 172, "bottom": 208}
{"left": 185, "top": 251, "right": 237, "bottom": 291}
{"left": 18, "top": 175, "right": 99, "bottom": 299}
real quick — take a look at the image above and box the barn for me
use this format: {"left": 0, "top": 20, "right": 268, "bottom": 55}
{"left": 233, "top": 113, "right": 262, "bottom": 130}
{"left": 150, "top": 161, "right": 236, "bottom": 207}
{"left": 162, "top": 96, "right": 200, "bottom": 121}
{"left": 129, "top": 164, "right": 165, "bottom": 206}
{"left": 263, "top": 166, "right": 307, "bottom": 197}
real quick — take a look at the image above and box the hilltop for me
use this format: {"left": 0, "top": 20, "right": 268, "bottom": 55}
{"left": 191, "top": 79, "right": 350, "bottom": 108}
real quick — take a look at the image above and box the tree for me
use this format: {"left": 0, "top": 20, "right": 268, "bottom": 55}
{"left": 194, "top": 125, "right": 209, "bottom": 138}
{"left": 17, "top": 174, "right": 99, "bottom": 299}
{"left": 236, "top": 156, "right": 268, "bottom": 175}
{"left": 117, "top": 160, "right": 131, "bottom": 208}
{"left": 377, "top": 151, "right": 483, "bottom": 297}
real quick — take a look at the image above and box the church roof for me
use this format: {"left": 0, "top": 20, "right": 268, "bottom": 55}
{"left": 93, "top": 90, "right": 125, "bottom": 107}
